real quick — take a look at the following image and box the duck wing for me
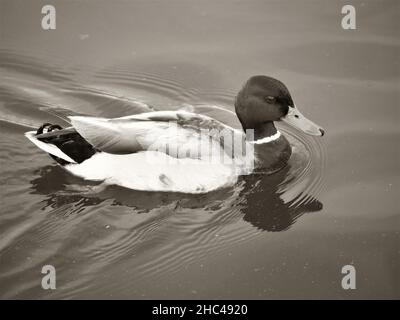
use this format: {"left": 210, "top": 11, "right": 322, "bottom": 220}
{"left": 69, "top": 111, "right": 245, "bottom": 159}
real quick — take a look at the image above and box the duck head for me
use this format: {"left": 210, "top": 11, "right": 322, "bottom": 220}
{"left": 235, "top": 75, "right": 324, "bottom": 137}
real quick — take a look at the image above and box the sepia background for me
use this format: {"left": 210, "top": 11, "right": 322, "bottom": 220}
{"left": 0, "top": 0, "right": 398, "bottom": 299}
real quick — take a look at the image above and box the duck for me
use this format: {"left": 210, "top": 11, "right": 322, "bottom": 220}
{"left": 25, "top": 75, "right": 324, "bottom": 194}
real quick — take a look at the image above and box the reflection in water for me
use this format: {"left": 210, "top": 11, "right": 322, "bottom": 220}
{"left": 239, "top": 167, "right": 322, "bottom": 231}
{"left": 0, "top": 46, "right": 326, "bottom": 297}
{"left": 31, "top": 164, "right": 323, "bottom": 232}
{"left": 30, "top": 165, "right": 106, "bottom": 210}
{"left": 1, "top": 0, "right": 397, "bottom": 299}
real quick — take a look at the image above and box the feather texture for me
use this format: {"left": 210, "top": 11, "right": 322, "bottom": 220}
{"left": 69, "top": 111, "right": 249, "bottom": 161}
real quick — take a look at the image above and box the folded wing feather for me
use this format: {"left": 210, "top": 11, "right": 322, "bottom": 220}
{"left": 69, "top": 111, "right": 243, "bottom": 159}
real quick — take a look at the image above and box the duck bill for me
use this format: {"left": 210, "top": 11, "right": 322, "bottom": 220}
{"left": 281, "top": 106, "right": 325, "bottom": 136}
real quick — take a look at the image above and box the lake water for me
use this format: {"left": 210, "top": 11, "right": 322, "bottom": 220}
{"left": 0, "top": 0, "right": 398, "bottom": 299}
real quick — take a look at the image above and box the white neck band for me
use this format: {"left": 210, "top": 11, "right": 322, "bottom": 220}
{"left": 250, "top": 130, "right": 281, "bottom": 144}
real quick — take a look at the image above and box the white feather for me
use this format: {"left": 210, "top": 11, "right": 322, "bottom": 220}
{"left": 68, "top": 111, "right": 246, "bottom": 160}
{"left": 250, "top": 130, "right": 281, "bottom": 144}
{"left": 65, "top": 151, "right": 245, "bottom": 194}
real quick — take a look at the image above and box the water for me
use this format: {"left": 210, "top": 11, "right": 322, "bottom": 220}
{"left": 0, "top": 0, "right": 398, "bottom": 299}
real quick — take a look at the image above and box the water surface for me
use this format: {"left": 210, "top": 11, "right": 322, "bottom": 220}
{"left": 0, "top": 0, "right": 398, "bottom": 299}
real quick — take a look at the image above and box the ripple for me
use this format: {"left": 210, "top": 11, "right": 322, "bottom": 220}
{"left": 95, "top": 68, "right": 201, "bottom": 103}
{"left": 278, "top": 123, "right": 327, "bottom": 206}
{"left": 28, "top": 113, "right": 325, "bottom": 295}
{"left": 0, "top": 48, "right": 74, "bottom": 83}
{"left": 0, "top": 62, "right": 325, "bottom": 298}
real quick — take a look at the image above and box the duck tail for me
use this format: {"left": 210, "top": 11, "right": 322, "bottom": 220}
{"left": 25, "top": 122, "right": 77, "bottom": 165}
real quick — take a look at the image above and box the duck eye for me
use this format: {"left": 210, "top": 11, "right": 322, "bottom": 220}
{"left": 265, "top": 96, "right": 276, "bottom": 104}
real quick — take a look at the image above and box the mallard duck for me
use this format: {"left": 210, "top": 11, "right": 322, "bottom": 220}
{"left": 25, "top": 75, "right": 324, "bottom": 193}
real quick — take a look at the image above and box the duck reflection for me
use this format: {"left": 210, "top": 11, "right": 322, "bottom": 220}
{"left": 239, "top": 166, "right": 323, "bottom": 231}
{"left": 30, "top": 164, "right": 322, "bottom": 231}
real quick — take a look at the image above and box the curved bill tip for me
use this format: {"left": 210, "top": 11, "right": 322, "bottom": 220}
{"left": 281, "top": 106, "right": 325, "bottom": 137}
